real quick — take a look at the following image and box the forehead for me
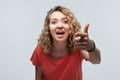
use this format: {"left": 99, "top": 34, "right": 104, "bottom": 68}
{"left": 50, "top": 11, "right": 67, "bottom": 20}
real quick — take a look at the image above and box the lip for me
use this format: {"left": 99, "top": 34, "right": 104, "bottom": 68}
{"left": 56, "top": 30, "right": 65, "bottom": 38}
{"left": 56, "top": 31, "right": 65, "bottom": 34}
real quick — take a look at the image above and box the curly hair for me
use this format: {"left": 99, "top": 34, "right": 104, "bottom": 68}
{"left": 38, "top": 5, "right": 81, "bottom": 53}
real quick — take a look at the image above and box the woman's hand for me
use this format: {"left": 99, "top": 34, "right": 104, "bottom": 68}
{"left": 74, "top": 23, "right": 95, "bottom": 51}
{"left": 74, "top": 23, "right": 101, "bottom": 64}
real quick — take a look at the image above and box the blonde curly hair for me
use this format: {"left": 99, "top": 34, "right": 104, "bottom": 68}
{"left": 38, "top": 5, "right": 81, "bottom": 53}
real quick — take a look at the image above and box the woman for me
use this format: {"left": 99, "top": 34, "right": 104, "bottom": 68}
{"left": 30, "top": 5, "right": 101, "bottom": 80}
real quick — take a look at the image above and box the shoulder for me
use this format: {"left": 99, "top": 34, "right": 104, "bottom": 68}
{"left": 68, "top": 49, "right": 84, "bottom": 62}
{"left": 72, "top": 49, "right": 84, "bottom": 59}
{"left": 35, "top": 44, "right": 42, "bottom": 50}
{"left": 30, "top": 45, "right": 44, "bottom": 66}
{"left": 33, "top": 45, "right": 45, "bottom": 56}
{"left": 34, "top": 45, "right": 43, "bottom": 52}
{"left": 73, "top": 48, "right": 82, "bottom": 54}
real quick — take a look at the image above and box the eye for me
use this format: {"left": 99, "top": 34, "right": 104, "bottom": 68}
{"left": 63, "top": 20, "right": 68, "bottom": 24}
{"left": 51, "top": 21, "right": 57, "bottom": 24}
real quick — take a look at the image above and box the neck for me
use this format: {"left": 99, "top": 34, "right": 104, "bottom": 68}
{"left": 50, "top": 40, "right": 68, "bottom": 58}
{"left": 53, "top": 40, "right": 67, "bottom": 51}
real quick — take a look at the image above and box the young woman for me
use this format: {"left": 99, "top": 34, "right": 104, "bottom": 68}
{"left": 30, "top": 5, "right": 101, "bottom": 80}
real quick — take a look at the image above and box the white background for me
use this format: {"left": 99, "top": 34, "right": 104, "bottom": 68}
{"left": 0, "top": 0, "right": 120, "bottom": 80}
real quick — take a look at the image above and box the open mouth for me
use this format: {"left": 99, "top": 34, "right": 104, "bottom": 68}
{"left": 56, "top": 31, "right": 65, "bottom": 35}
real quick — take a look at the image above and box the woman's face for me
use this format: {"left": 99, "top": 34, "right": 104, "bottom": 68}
{"left": 49, "top": 11, "right": 71, "bottom": 42}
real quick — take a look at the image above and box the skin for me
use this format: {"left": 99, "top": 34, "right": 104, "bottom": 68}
{"left": 35, "top": 11, "right": 101, "bottom": 80}
{"left": 74, "top": 23, "right": 101, "bottom": 63}
{"left": 49, "top": 11, "right": 71, "bottom": 58}
{"left": 35, "top": 66, "right": 43, "bottom": 80}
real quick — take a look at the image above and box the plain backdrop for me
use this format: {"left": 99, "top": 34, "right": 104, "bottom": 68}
{"left": 0, "top": 0, "right": 120, "bottom": 80}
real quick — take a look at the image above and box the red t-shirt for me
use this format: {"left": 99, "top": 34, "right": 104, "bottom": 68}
{"left": 30, "top": 45, "right": 84, "bottom": 80}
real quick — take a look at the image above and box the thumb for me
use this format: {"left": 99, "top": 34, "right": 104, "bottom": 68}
{"left": 83, "top": 23, "right": 89, "bottom": 33}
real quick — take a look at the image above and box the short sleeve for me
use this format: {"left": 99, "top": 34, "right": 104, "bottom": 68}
{"left": 75, "top": 49, "right": 84, "bottom": 61}
{"left": 30, "top": 45, "right": 42, "bottom": 66}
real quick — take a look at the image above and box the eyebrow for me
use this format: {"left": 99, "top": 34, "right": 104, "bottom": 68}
{"left": 51, "top": 17, "right": 67, "bottom": 21}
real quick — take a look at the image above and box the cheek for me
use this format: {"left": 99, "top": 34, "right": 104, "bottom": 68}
{"left": 68, "top": 30, "right": 72, "bottom": 35}
{"left": 49, "top": 26, "right": 55, "bottom": 36}
{"left": 67, "top": 26, "right": 71, "bottom": 34}
{"left": 49, "top": 28, "right": 53, "bottom": 35}
{"left": 49, "top": 24, "right": 56, "bottom": 31}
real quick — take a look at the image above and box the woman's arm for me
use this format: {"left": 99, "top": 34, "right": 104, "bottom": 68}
{"left": 35, "top": 66, "right": 43, "bottom": 80}
{"left": 89, "top": 47, "right": 101, "bottom": 64}
{"left": 74, "top": 23, "right": 101, "bottom": 64}
{"left": 82, "top": 46, "right": 101, "bottom": 64}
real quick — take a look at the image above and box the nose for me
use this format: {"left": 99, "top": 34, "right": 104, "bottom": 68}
{"left": 57, "top": 22, "right": 63, "bottom": 29}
